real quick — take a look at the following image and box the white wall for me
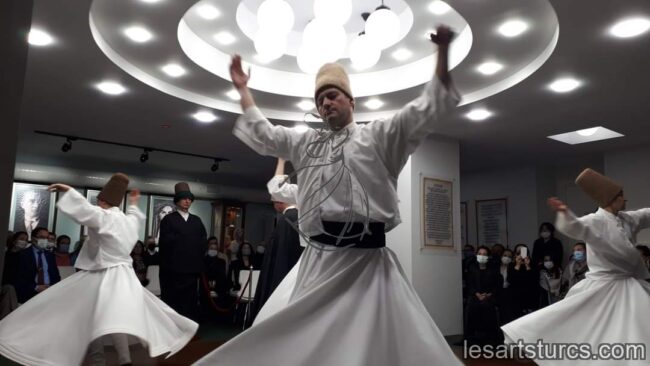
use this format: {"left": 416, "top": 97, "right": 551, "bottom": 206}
{"left": 461, "top": 166, "right": 539, "bottom": 248}
{"left": 409, "top": 136, "right": 463, "bottom": 336}
{"left": 605, "top": 146, "right": 650, "bottom": 243}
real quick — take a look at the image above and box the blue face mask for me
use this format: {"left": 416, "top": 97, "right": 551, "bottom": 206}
{"left": 574, "top": 251, "right": 585, "bottom": 262}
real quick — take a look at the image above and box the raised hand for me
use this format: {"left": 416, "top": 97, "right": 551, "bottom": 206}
{"left": 48, "top": 183, "right": 71, "bottom": 192}
{"left": 129, "top": 189, "right": 140, "bottom": 205}
{"left": 229, "top": 54, "right": 250, "bottom": 90}
{"left": 429, "top": 25, "right": 454, "bottom": 47}
{"left": 547, "top": 197, "right": 568, "bottom": 213}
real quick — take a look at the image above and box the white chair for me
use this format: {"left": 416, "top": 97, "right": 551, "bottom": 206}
{"left": 57, "top": 266, "right": 76, "bottom": 280}
{"left": 235, "top": 268, "right": 260, "bottom": 328}
{"left": 145, "top": 265, "right": 161, "bottom": 296}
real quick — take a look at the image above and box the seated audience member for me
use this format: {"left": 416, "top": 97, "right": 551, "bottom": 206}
{"left": 635, "top": 245, "right": 650, "bottom": 272}
{"left": 462, "top": 244, "right": 476, "bottom": 300}
{"left": 239, "top": 241, "right": 256, "bottom": 270}
{"left": 2, "top": 232, "right": 29, "bottom": 286}
{"left": 0, "top": 284, "right": 18, "bottom": 320}
{"left": 143, "top": 236, "right": 160, "bottom": 266}
{"left": 47, "top": 232, "right": 57, "bottom": 252}
{"left": 498, "top": 248, "right": 516, "bottom": 325}
{"left": 532, "top": 222, "right": 563, "bottom": 270}
{"left": 539, "top": 254, "right": 563, "bottom": 307}
{"left": 490, "top": 243, "right": 505, "bottom": 266}
{"left": 131, "top": 240, "right": 148, "bottom": 286}
{"left": 13, "top": 227, "right": 61, "bottom": 303}
{"left": 54, "top": 235, "right": 72, "bottom": 267}
{"left": 508, "top": 243, "right": 538, "bottom": 317}
{"left": 202, "top": 238, "right": 231, "bottom": 307}
{"left": 465, "top": 246, "right": 503, "bottom": 346}
{"left": 562, "top": 242, "right": 589, "bottom": 292}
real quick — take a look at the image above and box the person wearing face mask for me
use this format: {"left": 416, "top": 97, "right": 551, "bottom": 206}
{"left": 11, "top": 227, "right": 60, "bottom": 303}
{"left": 508, "top": 243, "right": 539, "bottom": 317}
{"left": 202, "top": 238, "right": 231, "bottom": 311}
{"left": 464, "top": 246, "right": 503, "bottom": 346}
{"left": 2, "top": 232, "right": 29, "bottom": 288}
{"left": 539, "top": 254, "right": 563, "bottom": 307}
{"left": 531, "top": 222, "right": 563, "bottom": 271}
{"left": 46, "top": 232, "right": 56, "bottom": 252}
{"left": 562, "top": 242, "right": 589, "bottom": 293}
{"left": 143, "top": 236, "right": 160, "bottom": 267}
{"left": 53, "top": 235, "right": 72, "bottom": 267}
{"left": 497, "top": 249, "right": 516, "bottom": 325}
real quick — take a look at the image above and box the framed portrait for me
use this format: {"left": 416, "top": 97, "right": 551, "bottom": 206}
{"left": 149, "top": 196, "right": 176, "bottom": 243}
{"left": 9, "top": 182, "right": 56, "bottom": 235}
{"left": 460, "top": 201, "right": 468, "bottom": 246}
{"left": 475, "top": 198, "right": 509, "bottom": 247}
{"left": 421, "top": 177, "right": 454, "bottom": 249}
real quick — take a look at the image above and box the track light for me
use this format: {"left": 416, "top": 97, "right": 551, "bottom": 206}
{"left": 61, "top": 138, "right": 72, "bottom": 152}
{"left": 211, "top": 160, "right": 219, "bottom": 172}
{"left": 140, "top": 149, "right": 150, "bottom": 163}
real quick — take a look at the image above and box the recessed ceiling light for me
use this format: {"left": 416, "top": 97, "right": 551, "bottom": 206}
{"left": 139, "top": 0, "right": 161, "bottom": 3}
{"left": 609, "top": 17, "right": 650, "bottom": 38}
{"left": 297, "top": 100, "right": 315, "bottom": 111}
{"left": 28, "top": 28, "right": 53, "bottom": 46}
{"left": 214, "top": 31, "right": 237, "bottom": 45}
{"left": 548, "top": 78, "right": 581, "bottom": 93}
{"left": 294, "top": 124, "right": 309, "bottom": 133}
{"left": 477, "top": 62, "right": 503, "bottom": 75}
{"left": 548, "top": 126, "right": 623, "bottom": 145}
{"left": 225, "top": 89, "right": 241, "bottom": 101}
{"left": 392, "top": 48, "right": 413, "bottom": 61}
{"left": 161, "top": 63, "right": 186, "bottom": 77}
{"left": 123, "top": 26, "right": 153, "bottom": 43}
{"left": 498, "top": 19, "right": 529, "bottom": 38}
{"left": 193, "top": 110, "right": 217, "bottom": 123}
{"left": 197, "top": 4, "right": 221, "bottom": 20}
{"left": 428, "top": 1, "right": 451, "bottom": 15}
{"left": 466, "top": 108, "right": 492, "bottom": 121}
{"left": 365, "top": 99, "right": 384, "bottom": 110}
{"left": 95, "top": 81, "right": 126, "bottom": 95}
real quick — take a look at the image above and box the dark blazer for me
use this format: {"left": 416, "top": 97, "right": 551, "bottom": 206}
{"left": 12, "top": 246, "right": 61, "bottom": 303}
{"left": 159, "top": 211, "right": 207, "bottom": 274}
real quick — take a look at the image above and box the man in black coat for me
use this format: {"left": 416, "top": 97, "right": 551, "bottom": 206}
{"left": 12, "top": 227, "right": 61, "bottom": 303}
{"left": 158, "top": 182, "right": 207, "bottom": 322}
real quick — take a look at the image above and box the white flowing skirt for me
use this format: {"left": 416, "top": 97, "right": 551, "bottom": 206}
{"left": 0, "top": 263, "right": 198, "bottom": 366}
{"left": 195, "top": 245, "right": 462, "bottom": 366}
{"left": 502, "top": 274, "right": 650, "bottom": 365}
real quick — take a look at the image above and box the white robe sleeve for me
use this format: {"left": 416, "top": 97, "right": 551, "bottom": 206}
{"left": 267, "top": 175, "right": 298, "bottom": 205}
{"left": 232, "top": 106, "right": 307, "bottom": 163}
{"left": 56, "top": 189, "right": 106, "bottom": 229}
{"left": 125, "top": 204, "right": 146, "bottom": 231}
{"left": 623, "top": 208, "right": 650, "bottom": 230}
{"left": 369, "top": 77, "right": 460, "bottom": 177}
{"left": 555, "top": 210, "right": 599, "bottom": 243}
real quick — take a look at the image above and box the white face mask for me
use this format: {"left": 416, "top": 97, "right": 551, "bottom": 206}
{"left": 207, "top": 250, "right": 219, "bottom": 257}
{"left": 47, "top": 241, "right": 56, "bottom": 249}
{"left": 14, "top": 240, "right": 28, "bottom": 250}
{"left": 476, "top": 255, "right": 489, "bottom": 264}
{"left": 501, "top": 256, "right": 512, "bottom": 265}
{"left": 544, "top": 261, "right": 554, "bottom": 269}
{"left": 256, "top": 246, "right": 265, "bottom": 254}
{"left": 35, "top": 238, "right": 49, "bottom": 249}
{"left": 540, "top": 231, "right": 551, "bottom": 239}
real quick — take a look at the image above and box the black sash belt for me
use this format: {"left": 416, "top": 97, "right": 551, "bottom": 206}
{"left": 310, "top": 221, "right": 386, "bottom": 248}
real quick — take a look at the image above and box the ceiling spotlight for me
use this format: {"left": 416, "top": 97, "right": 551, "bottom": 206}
{"left": 548, "top": 78, "right": 581, "bottom": 93}
{"left": 428, "top": 1, "right": 451, "bottom": 15}
{"left": 28, "top": 28, "right": 54, "bottom": 46}
{"left": 139, "top": 149, "right": 150, "bottom": 163}
{"left": 392, "top": 48, "right": 413, "bottom": 61}
{"left": 95, "top": 81, "right": 126, "bottom": 95}
{"left": 61, "top": 138, "right": 72, "bottom": 152}
{"left": 364, "top": 99, "right": 384, "bottom": 110}
{"left": 161, "top": 63, "right": 186, "bottom": 77}
{"left": 609, "top": 17, "right": 650, "bottom": 38}
{"left": 498, "top": 19, "right": 529, "bottom": 38}
{"left": 466, "top": 108, "right": 492, "bottom": 121}
{"left": 139, "top": 0, "right": 161, "bottom": 3}
{"left": 197, "top": 4, "right": 221, "bottom": 20}
{"left": 576, "top": 127, "right": 600, "bottom": 136}
{"left": 214, "top": 31, "right": 237, "bottom": 45}
{"left": 193, "top": 110, "right": 217, "bottom": 123}
{"left": 297, "top": 100, "right": 315, "bottom": 111}
{"left": 211, "top": 160, "right": 219, "bottom": 172}
{"left": 477, "top": 62, "right": 504, "bottom": 75}
{"left": 123, "top": 26, "right": 153, "bottom": 43}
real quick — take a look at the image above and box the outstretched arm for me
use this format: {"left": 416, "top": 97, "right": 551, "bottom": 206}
{"left": 125, "top": 189, "right": 146, "bottom": 229}
{"left": 50, "top": 184, "right": 105, "bottom": 229}
{"left": 267, "top": 158, "right": 298, "bottom": 205}
{"left": 549, "top": 197, "right": 596, "bottom": 242}
{"left": 274, "top": 158, "right": 286, "bottom": 176}
{"left": 230, "top": 54, "right": 255, "bottom": 111}
{"left": 430, "top": 26, "right": 453, "bottom": 88}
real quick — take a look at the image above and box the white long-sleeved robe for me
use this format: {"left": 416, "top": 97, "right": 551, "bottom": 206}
{"left": 502, "top": 207, "right": 650, "bottom": 365}
{"left": 0, "top": 189, "right": 197, "bottom": 366}
{"left": 195, "top": 78, "right": 463, "bottom": 366}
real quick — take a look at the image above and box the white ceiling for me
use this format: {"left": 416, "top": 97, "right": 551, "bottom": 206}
{"left": 15, "top": 0, "right": 650, "bottom": 193}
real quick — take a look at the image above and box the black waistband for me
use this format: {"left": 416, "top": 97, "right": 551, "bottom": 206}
{"left": 310, "top": 221, "right": 386, "bottom": 248}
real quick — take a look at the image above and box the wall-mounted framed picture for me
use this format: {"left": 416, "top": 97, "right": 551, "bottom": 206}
{"left": 9, "top": 183, "right": 56, "bottom": 236}
{"left": 460, "top": 201, "right": 468, "bottom": 246}
{"left": 421, "top": 177, "right": 454, "bottom": 249}
{"left": 475, "top": 198, "right": 509, "bottom": 247}
{"left": 149, "top": 196, "right": 176, "bottom": 243}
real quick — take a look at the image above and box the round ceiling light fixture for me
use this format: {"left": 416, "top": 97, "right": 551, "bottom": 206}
{"left": 365, "top": 1, "right": 401, "bottom": 50}
{"left": 257, "top": 0, "right": 295, "bottom": 35}
{"left": 254, "top": 29, "right": 288, "bottom": 61}
{"left": 350, "top": 33, "right": 381, "bottom": 70}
